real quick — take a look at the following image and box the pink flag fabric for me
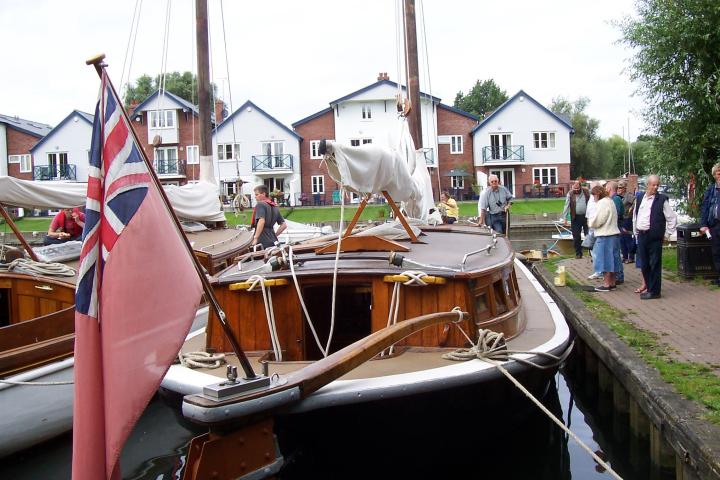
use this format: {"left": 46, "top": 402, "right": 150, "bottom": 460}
{"left": 72, "top": 71, "right": 203, "bottom": 479}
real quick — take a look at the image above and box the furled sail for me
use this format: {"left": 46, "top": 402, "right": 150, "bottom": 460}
{"left": 323, "top": 118, "right": 435, "bottom": 222}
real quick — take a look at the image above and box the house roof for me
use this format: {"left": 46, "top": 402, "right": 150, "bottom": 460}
{"left": 437, "top": 103, "right": 480, "bottom": 122}
{"left": 329, "top": 79, "right": 441, "bottom": 106}
{"left": 0, "top": 113, "right": 52, "bottom": 138}
{"left": 292, "top": 107, "right": 333, "bottom": 128}
{"left": 130, "top": 90, "right": 200, "bottom": 119}
{"left": 217, "top": 100, "right": 302, "bottom": 141}
{"left": 470, "top": 90, "right": 575, "bottom": 135}
{"left": 30, "top": 110, "right": 94, "bottom": 153}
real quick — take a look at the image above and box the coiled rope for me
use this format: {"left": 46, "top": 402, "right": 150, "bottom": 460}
{"left": 0, "top": 378, "right": 73, "bottom": 386}
{"left": 443, "top": 326, "right": 621, "bottom": 480}
{"left": 246, "top": 274, "right": 283, "bottom": 361}
{"left": 177, "top": 351, "right": 226, "bottom": 369}
{"left": 288, "top": 245, "right": 328, "bottom": 357}
{"left": 381, "top": 270, "right": 431, "bottom": 357}
{"left": 0, "top": 258, "right": 76, "bottom": 277}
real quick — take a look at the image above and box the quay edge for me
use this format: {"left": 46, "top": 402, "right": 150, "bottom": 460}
{"left": 533, "top": 264, "right": 720, "bottom": 480}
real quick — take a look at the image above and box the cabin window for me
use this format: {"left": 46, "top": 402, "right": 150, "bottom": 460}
{"left": 474, "top": 291, "right": 490, "bottom": 323}
{"left": 311, "top": 175, "right": 325, "bottom": 194}
{"left": 450, "top": 135, "right": 463, "bottom": 154}
{"left": 492, "top": 280, "right": 508, "bottom": 314}
{"left": 186, "top": 145, "right": 199, "bottom": 164}
{"left": 217, "top": 143, "right": 240, "bottom": 161}
{"left": 532, "top": 167, "right": 557, "bottom": 185}
{"left": 361, "top": 104, "right": 372, "bottom": 120}
{"left": 301, "top": 284, "right": 372, "bottom": 360}
{"left": 532, "top": 131, "right": 556, "bottom": 149}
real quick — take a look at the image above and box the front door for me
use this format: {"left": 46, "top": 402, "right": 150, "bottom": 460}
{"left": 490, "top": 168, "right": 515, "bottom": 196}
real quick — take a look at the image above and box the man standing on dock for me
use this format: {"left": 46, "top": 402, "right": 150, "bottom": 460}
{"left": 699, "top": 162, "right": 720, "bottom": 286}
{"left": 561, "top": 178, "right": 590, "bottom": 259}
{"left": 633, "top": 175, "right": 677, "bottom": 299}
{"left": 478, "top": 174, "right": 513, "bottom": 234}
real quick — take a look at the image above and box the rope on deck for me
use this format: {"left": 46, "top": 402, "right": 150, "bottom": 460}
{"left": 0, "top": 258, "right": 76, "bottom": 277}
{"left": 177, "top": 351, "right": 226, "bottom": 369}
{"left": 0, "top": 378, "right": 73, "bottom": 386}
{"left": 443, "top": 327, "right": 621, "bottom": 480}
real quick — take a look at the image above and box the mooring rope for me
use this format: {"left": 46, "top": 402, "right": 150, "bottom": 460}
{"left": 443, "top": 326, "right": 621, "bottom": 480}
{"left": 288, "top": 245, "right": 328, "bottom": 357}
{"left": 177, "top": 351, "right": 226, "bottom": 369}
{"left": 246, "top": 274, "right": 283, "bottom": 361}
{"left": 0, "top": 378, "right": 73, "bottom": 386}
{"left": 0, "top": 258, "right": 76, "bottom": 277}
{"left": 381, "top": 270, "right": 431, "bottom": 357}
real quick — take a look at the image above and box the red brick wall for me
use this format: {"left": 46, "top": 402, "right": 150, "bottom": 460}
{"left": 476, "top": 163, "right": 572, "bottom": 198}
{"left": 6, "top": 128, "right": 40, "bottom": 180}
{"left": 294, "top": 110, "right": 336, "bottom": 202}
{"left": 436, "top": 106, "right": 477, "bottom": 199}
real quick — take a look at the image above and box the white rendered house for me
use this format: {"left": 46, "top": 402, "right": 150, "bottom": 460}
{"left": 29, "top": 110, "right": 94, "bottom": 182}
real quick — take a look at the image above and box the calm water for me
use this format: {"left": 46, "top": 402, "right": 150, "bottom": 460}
{"left": 0, "top": 366, "right": 658, "bottom": 480}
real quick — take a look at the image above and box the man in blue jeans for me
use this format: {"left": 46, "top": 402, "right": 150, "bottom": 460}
{"left": 478, "top": 174, "right": 513, "bottom": 234}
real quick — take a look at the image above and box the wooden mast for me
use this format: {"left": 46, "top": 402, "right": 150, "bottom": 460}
{"left": 403, "top": 0, "right": 422, "bottom": 149}
{"left": 195, "top": 0, "right": 215, "bottom": 185}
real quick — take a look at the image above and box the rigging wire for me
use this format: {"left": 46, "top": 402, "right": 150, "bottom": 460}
{"left": 190, "top": 0, "right": 197, "bottom": 162}
{"left": 119, "top": 0, "right": 143, "bottom": 103}
{"left": 220, "top": 0, "right": 240, "bottom": 183}
{"left": 394, "top": 0, "right": 404, "bottom": 103}
{"left": 155, "top": 0, "right": 172, "bottom": 134}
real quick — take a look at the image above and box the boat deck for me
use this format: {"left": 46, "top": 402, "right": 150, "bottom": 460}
{"left": 180, "top": 260, "right": 556, "bottom": 381}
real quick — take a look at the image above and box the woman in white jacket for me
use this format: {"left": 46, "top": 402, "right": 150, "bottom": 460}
{"left": 588, "top": 185, "right": 620, "bottom": 291}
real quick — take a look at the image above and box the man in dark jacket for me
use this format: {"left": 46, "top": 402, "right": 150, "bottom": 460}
{"left": 633, "top": 175, "right": 678, "bottom": 299}
{"left": 251, "top": 185, "right": 287, "bottom": 249}
{"left": 699, "top": 162, "right": 720, "bottom": 286}
{"left": 561, "top": 178, "right": 590, "bottom": 259}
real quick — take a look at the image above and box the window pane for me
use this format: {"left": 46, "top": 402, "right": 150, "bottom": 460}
{"left": 549, "top": 133, "right": 556, "bottom": 148}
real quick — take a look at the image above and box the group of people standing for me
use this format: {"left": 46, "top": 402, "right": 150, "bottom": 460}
{"left": 563, "top": 175, "right": 680, "bottom": 299}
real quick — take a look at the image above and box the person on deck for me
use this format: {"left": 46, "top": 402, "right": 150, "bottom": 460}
{"left": 699, "top": 162, "right": 720, "bottom": 286}
{"left": 478, "top": 174, "right": 513, "bottom": 234}
{"left": 588, "top": 185, "right": 620, "bottom": 292}
{"left": 633, "top": 175, "right": 678, "bottom": 300}
{"left": 251, "top": 185, "right": 287, "bottom": 250}
{"left": 561, "top": 178, "right": 590, "bottom": 259}
{"left": 43, "top": 207, "right": 85, "bottom": 245}
{"left": 438, "top": 191, "right": 458, "bottom": 224}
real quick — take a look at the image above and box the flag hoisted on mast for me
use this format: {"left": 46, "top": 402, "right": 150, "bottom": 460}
{"left": 72, "top": 67, "right": 204, "bottom": 480}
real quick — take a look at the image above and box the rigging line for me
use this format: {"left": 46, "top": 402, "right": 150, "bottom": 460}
{"left": 324, "top": 185, "right": 346, "bottom": 356}
{"left": 190, "top": 0, "right": 196, "bottom": 152}
{"left": 119, "top": 0, "right": 142, "bottom": 102}
{"left": 156, "top": 0, "right": 172, "bottom": 126}
{"left": 220, "top": 0, "right": 239, "bottom": 178}
{"left": 417, "top": 0, "right": 441, "bottom": 199}
{"left": 394, "top": 0, "right": 403, "bottom": 100}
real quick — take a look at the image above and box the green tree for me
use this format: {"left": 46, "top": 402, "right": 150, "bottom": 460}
{"left": 549, "top": 96, "right": 604, "bottom": 178}
{"left": 123, "top": 71, "right": 217, "bottom": 106}
{"left": 617, "top": 0, "right": 720, "bottom": 201}
{"left": 453, "top": 79, "right": 508, "bottom": 117}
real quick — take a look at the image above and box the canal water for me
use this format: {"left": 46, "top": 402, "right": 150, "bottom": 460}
{"left": 0, "top": 230, "right": 666, "bottom": 479}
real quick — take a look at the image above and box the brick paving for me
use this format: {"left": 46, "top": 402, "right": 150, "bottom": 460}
{"left": 558, "top": 256, "right": 720, "bottom": 374}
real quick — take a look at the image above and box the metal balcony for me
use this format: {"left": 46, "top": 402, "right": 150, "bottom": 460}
{"left": 33, "top": 164, "right": 77, "bottom": 181}
{"left": 251, "top": 154, "right": 294, "bottom": 172}
{"left": 482, "top": 145, "right": 525, "bottom": 163}
{"left": 154, "top": 159, "right": 185, "bottom": 176}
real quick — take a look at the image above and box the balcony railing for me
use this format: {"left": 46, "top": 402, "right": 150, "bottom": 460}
{"left": 251, "top": 154, "right": 293, "bottom": 172}
{"left": 33, "top": 164, "right": 77, "bottom": 181}
{"left": 154, "top": 159, "right": 185, "bottom": 176}
{"left": 482, "top": 145, "right": 525, "bottom": 162}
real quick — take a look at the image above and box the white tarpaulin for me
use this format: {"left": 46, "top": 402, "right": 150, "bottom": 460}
{"left": 0, "top": 176, "right": 225, "bottom": 222}
{"left": 323, "top": 119, "right": 435, "bottom": 222}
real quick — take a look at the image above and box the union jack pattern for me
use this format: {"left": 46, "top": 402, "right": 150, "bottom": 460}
{"left": 76, "top": 72, "right": 150, "bottom": 318}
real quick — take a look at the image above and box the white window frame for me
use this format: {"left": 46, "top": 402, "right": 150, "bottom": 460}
{"left": 451, "top": 176, "right": 464, "bottom": 189}
{"left": 8, "top": 154, "right": 21, "bottom": 164}
{"left": 154, "top": 146, "right": 179, "bottom": 174}
{"left": 310, "top": 140, "right": 322, "bottom": 159}
{"left": 149, "top": 109, "right": 176, "bottom": 129}
{"left": 450, "top": 135, "right": 463, "bottom": 154}
{"left": 224, "top": 181, "right": 238, "bottom": 197}
{"left": 186, "top": 145, "right": 199, "bottom": 165}
{"left": 10, "top": 154, "right": 32, "bottom": 173}
{"left": 217, "top": 143, "right": 240, "bottom": 161}
{"left": 532, "top": 131, "right": 556, "bottom": 150}
{"left": 361, "top": 104, "right": 372, "bottom": 120}
{"left": 47, "top": 152, "right": 68, "bottom": 177}
{"left": 311, "top": 175, "right": 325, "bottom": 194}
{"left": 532, "top": 167, "right": 558, "bottom": 185}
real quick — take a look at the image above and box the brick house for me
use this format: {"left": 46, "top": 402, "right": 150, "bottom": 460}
{"left": 29, "top": 110, "right": 94, "bottom": 182}
{"left": 0, "top": 114, "right": 52, "bottom": 180}
{"left": 292, "top": 74, "right": 479, "bottom": 204}
{"left": 471, "top": 90, "right": 574, "bottom": 199}
{"left": 129, "top": 91, "right": 225, "bottom": 185}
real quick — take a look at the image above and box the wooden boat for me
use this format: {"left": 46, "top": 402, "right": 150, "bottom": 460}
{"left": 0, "top": 181, "right": 251, "bottom": 457}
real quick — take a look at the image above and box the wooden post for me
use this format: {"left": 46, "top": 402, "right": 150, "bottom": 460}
{"left": 382, "top": 191, "right": 419, "bottom": 242}
{"left": 612, "top": 377, "right": 630, "bottom": 444}
{"left": 629, "top": 398, "right": 651, "bottom": 472}
{"left": 195, "top": 0, "right": 215, "bottom": 185}
{"left": 342, "top": 196, "right": 369, "bottom": 238}
{"left": 650, "top": 423, "right": 676, "bottom": 478}
{"left": 403, "top": 0, "right": 422, "bottom": 149}
{"left": 0, "top": 203, "right": 39, "bottom": 261}
{"left": 597, "top": 360, "right": 613, "bottom": 419}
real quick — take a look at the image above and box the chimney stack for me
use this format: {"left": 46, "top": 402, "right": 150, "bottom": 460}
{"left": 377, "top": 72, "right": 389, "bottom": 81}
{"left": 214, "top": 99, "right": 225, "bottom": 123}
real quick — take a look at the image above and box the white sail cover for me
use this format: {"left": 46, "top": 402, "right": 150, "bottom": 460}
{"left": 324, "top": 119, "right": 435, "bottom": 222}
{"left": 0, "top": 176, "right": 225, "bottom": 222}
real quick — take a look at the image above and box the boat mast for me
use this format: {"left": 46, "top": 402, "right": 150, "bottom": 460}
{"left": 195, "top": 0, "right": 215, "bottom": 185}
{"left": 403, "top": 0, "right": 423, "bottom": 149}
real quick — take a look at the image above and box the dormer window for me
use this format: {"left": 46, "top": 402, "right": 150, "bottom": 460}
{"left": 361, "top": 104, "right": 372, "bottom": 120}
{"left": 149, "top": 110, "right": 176, "bottom": 129}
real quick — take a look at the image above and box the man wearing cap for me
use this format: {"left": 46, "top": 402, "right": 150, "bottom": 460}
{"left": 561, "top": 178, "right": 590, "bottom": 259}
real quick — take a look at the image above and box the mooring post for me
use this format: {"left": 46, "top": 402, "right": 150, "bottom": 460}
{"left": 629, "top": 398, "right": 651, "bottom": 471}
{"left": 597, "top": 360, "right": 613, "bottom": 419}
{"left": 612, "top": 377, "right": 630, "bottom": 444}
{"left": 650, "top": 423, "right": 676, "bottom": 478}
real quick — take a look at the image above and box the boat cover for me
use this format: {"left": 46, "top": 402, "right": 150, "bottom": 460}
{"left": 0, "top": 177, "right": 225, "bottom": 222}
{"left": 324, "top": 119, "right": 435, "bottom": 222}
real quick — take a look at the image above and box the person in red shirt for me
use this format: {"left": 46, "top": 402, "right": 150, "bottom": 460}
{"left": 44, "top": 208, "right": 85, "bottom": 245}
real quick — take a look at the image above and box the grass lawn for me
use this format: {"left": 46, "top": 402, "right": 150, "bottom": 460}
{"left": 2, "top": 217, "right": 53, "bottom": 232}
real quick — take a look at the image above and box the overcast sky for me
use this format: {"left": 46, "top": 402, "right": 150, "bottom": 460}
{"left": 1, "top": 0, "right": 646, "bottom": 140}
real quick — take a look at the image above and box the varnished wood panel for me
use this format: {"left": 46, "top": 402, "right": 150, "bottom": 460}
{"left": 17, "top": 295, "right": 37, "bottom": 322}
